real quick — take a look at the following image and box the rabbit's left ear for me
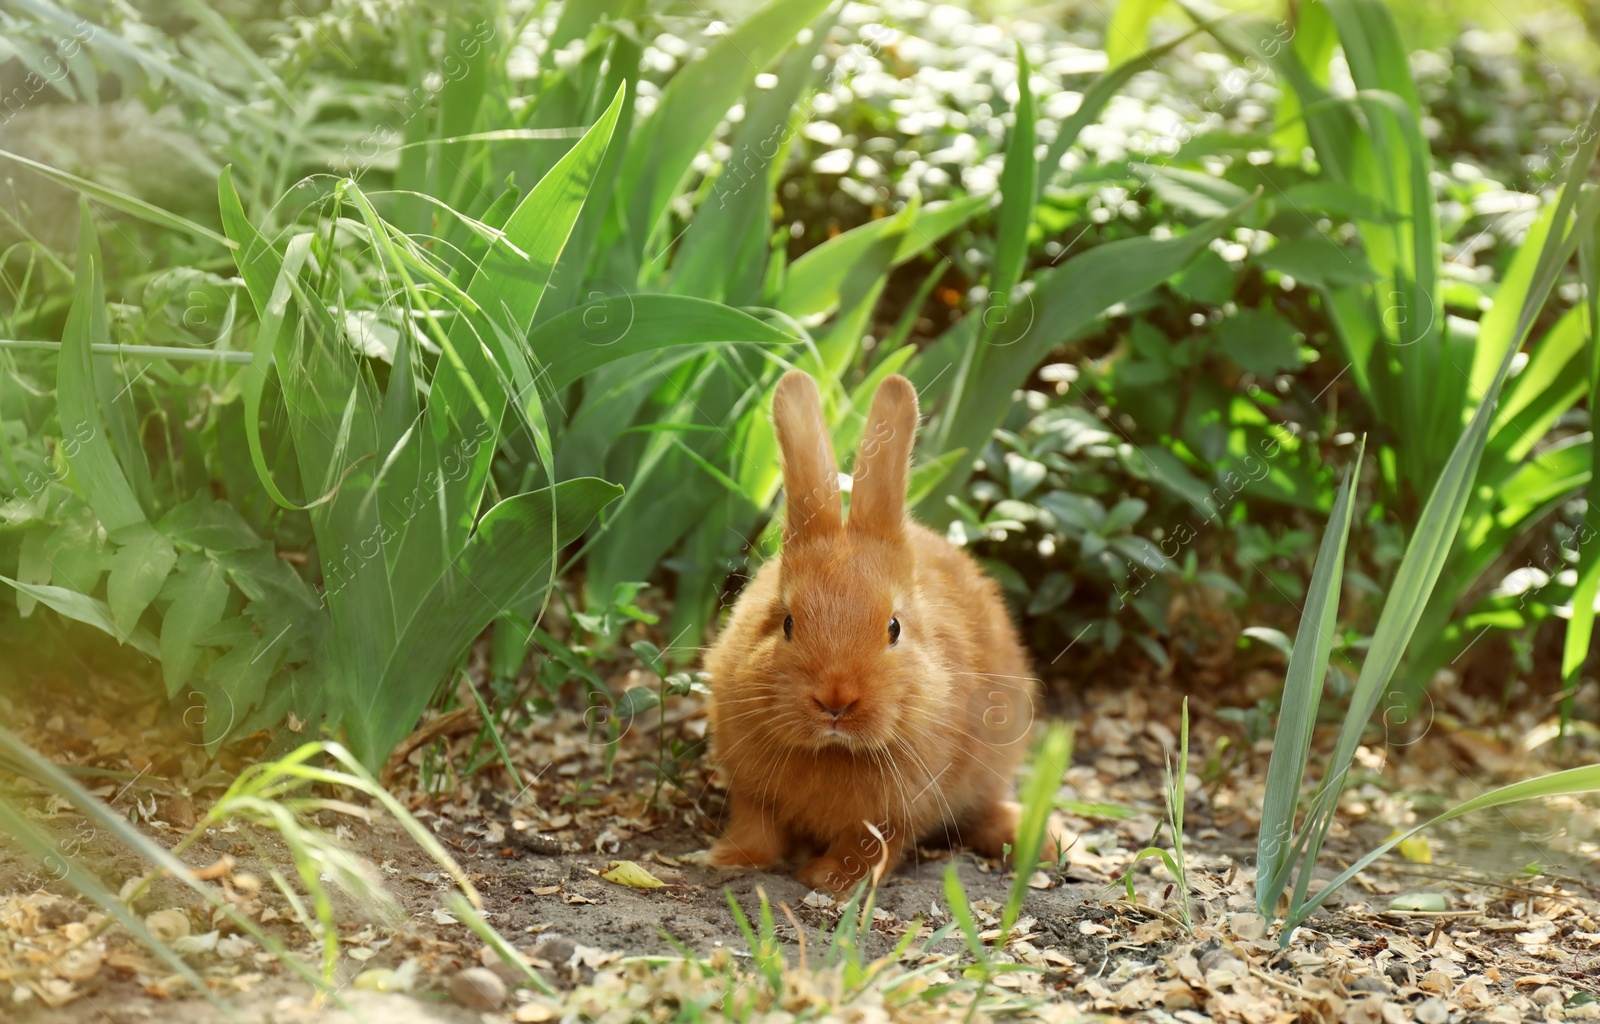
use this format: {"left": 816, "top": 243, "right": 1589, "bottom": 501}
{"left": 849, "top": 374, "right": 919, "bottom": 538}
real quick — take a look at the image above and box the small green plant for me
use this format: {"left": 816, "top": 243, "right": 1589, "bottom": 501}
{"left": 627, "top": 639, "right": 704, "bottom": 806}
{"left": 614, "top": 883, "right": 965, "bottom": 1021}
{"left": 1117, "top": 697, "right": 1193, "bottom": 932}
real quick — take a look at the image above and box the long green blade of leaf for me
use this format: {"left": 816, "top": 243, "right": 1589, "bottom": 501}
{"left": 1561, "top": 206, "right": 1600, "bottom": 729}
{"left": 0, "top": 576, "right": 159, "bottom": 656}
{"left": 57, "top": 202, "right": 146, "bottom": 537}
{"left": 527, "top": 294, "right": 800, "bottom": 393}
{"left": 1255, "top": 438, "right": 1364, "bottom": 914}
{"left": 0, "top": 149, "right": 232, "bottom": 249}
{"left": 999, "top": 723, "right": 1072, "bottom": 944}
{"left": 1291, "top": 117, "right": 1600, "bottom": 917}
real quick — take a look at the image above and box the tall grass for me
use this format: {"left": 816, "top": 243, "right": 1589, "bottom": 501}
{"left": 1255, "top": 98, "right": 1600, "bottom": 936}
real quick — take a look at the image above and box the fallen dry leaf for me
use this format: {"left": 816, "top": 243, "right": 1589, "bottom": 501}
{"left": 600, "top": 860, "right": 665, "bottom": 889}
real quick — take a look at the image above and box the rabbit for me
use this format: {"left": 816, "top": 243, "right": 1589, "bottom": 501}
{"left": 705, "top": 370, "right": 1059, "bottom": 895}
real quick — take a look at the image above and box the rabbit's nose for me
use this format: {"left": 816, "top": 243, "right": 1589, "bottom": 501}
{"left": 814, "top": 697, "right": 857, "bottom": 720}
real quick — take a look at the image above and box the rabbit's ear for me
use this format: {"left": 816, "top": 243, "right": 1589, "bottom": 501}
{"left": 773, "top": 370, "right": 842, "bottom": 541}
{"left": 849, "top": 374, "right": 919, "bottom": 539}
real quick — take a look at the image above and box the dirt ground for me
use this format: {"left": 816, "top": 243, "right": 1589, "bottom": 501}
{"left": 4, "top": 657, "right": 1600, "bottom": 1023}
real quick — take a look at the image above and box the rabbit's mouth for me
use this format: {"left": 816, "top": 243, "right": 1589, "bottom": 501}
{"left": 811, "top": 714, "right": 867, "bottom": 748}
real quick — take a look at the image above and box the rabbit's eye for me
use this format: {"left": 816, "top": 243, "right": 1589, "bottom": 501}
{"left": 888, "top": 616, "right": 901, "bottom": 645}
{"left": 783, "top": 614, "right": 794, "bottom": 641}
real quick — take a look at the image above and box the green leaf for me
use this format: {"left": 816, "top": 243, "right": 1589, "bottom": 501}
{"left": 942, "top": 864, "right": 987, "bottom": 964}
{"left": 218, "top": 169, "right": 318, "bottom": 511}
{"left": 1255, "top": 235, "right": 1380, "bottom": 289}
{"left": 0, "top": 576, "right": 158, "bottom": 656}
{"left": 158, "top": 552, "right": 231, "bottom": 697}
{"left": 351, "top": 479, "right": 623, "bottom": 769}
{"left": 1255, "top": 439, "right": 1363, "bottom": 914}
{"left": 1293, "top": 764, "right": 1600, "bottom": 928}
{"left": 914, "top": 194, "right": 1258, "bottom": 522}
{"left": 992, "top": 43, "right": 1037, "bottom": 300}
{"left": 1170, "top": 249, "right": 1237, "bottom": 305}
{"left": 1216, "top": 309, "right": 1304, "bottom": 378}
{"left": 0, "top": 148, "right": 232, "bottom": 249}
{"left": 157, "top": 494, "right": 263, "bottom": 552}
{"left": 907, "top": 448, "right": 968, "bottom": 508}
{"left": 1038, "top": 29, "right": 1198, "bottom": 193}
{"left": 425, "top": 81, "right": 627, "bottom": 543}
{"left": 1138, "top": 164, "right": 1250, "bottom": 219}
{"left": 671, "top": 8, "right": 836, "bottom": 303}
{"left": 1106, "top": 0, "right": 1168, "bottom": 67}
{"left": 1000, "top": 724, "right": 1072, "bottom": 944}
{"left": 614, "top": 686, "right": 660, "bottom": 720}
{"left": 1561, "top": 214, "right": 1600, "bottom": 728}
{"left": 1287, "top": 164, "right": 1600, "bottom": 931}
{"left": 1278, "top": 182, "right": 1399, "bottom": 224}
{"left": 107, "top": 523, "right": 177, "bottom": 636}
{"left": 778, "top": 197, "right": 986, "bottom": 320}
{"left": 58, "top": 203, "right": 146, "bottom": 537}
{"left": 526, "top": 295, "right": 799, "bottom": 392}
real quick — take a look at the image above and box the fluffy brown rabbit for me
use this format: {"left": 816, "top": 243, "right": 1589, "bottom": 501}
{"left": 705, "top": 370, "right": 1052, "bottom": 894}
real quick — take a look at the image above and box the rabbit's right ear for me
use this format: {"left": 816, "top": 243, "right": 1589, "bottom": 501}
{"left": 772, "top": 370, "right": 842, "bottom": 542}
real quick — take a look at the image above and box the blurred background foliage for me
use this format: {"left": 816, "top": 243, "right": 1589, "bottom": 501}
{"left": 0, "top": 0, "right": 1596, "bottom": 770}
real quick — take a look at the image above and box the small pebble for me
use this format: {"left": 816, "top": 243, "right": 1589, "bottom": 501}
{"left": 209, "top": 835, "right": 233, "bottom": 852}
{"left": 449, "top": 968, "right": 506, "bottom": 1011}
{"left": 515, "top": 831, "right": 562, "bottom": 857}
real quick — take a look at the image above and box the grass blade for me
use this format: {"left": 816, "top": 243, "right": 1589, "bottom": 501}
{"left": 1255, "top": 439, "right": 1364, "bottom": 913}
{"left": 998, "top": 723, "right": 1071, "bottom": 944}
{"left": 1287, "top": 765, "right": 1600, "bottom": 930}
{"left": 1106, "top": 0, "right": 1167, "bottom": 67}
{"left": 991, "top": 42, "right": 1037, "bottom": 301}
{"left": 777, "top": 197, "right": 985, "bottom": 320}
{"left": 0, "top": 576, "right": 159, "bottom": 655}
{"left": 57, "top": 202, "right": 146, "bottom": 537}
{"left": 527, "top": 294, "right": 800, "bottom": 392}
{"left": 1560, "top": 209, "right": 1600, "bottom": 729}
{"left": 1291, "top": 122, "right": 1600, "bottom": 918}
{"left": 0, "top": 148, "right": 232, "bottom": 249}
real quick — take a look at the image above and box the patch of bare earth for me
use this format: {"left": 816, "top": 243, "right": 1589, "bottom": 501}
{"left": 3, "top": 661, "right": 1599, "bottom": 1022}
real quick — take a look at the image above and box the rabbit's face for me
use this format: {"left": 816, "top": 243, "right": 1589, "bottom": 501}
{"left": 756, "top": 535, "right": 946, "bottom": 752}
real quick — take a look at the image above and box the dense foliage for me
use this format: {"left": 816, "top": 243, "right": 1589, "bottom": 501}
{"left": 0, "top": 0, "right": 1596, "bottom": 770}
